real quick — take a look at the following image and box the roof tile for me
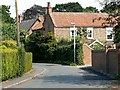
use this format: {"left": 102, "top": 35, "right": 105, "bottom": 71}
{"left": 50, "top": 12, "right": 110, "bottom": 27}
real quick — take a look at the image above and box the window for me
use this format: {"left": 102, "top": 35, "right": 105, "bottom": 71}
{"left": 72, "top": 30, "right": 74, "bottom": 36}
{"left": 70, "top": 27, "right": 77, "bottom": 38}
{"left": 87, "top": 27, "right": 93, "bottom": 39}
{"left": 106, "top": 27, "right": 113, "bottom": 41}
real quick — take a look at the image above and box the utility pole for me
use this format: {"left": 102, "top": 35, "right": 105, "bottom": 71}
{"left": 15, "top": 0, "right": 20, "bottom": 47}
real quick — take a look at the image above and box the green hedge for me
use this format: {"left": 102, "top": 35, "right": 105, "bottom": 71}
{"left": 54, "top": 43, "right": 84, "bottom": 65}
{"left": 1, "top": 48, "right": 32, "bottom": 81}
{"left": 31, "top": 43, "right": 84, "bottom": 65}
{"left": 25, "top": 31, "right": 84, "bottom": 65}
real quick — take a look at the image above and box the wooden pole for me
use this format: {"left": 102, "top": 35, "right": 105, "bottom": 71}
{"left": 15, "top": 0, "right": 20, "bottom": 47}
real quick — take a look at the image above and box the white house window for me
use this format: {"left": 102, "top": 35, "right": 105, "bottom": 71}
{"left": 70, "top": 30, "right": 77, "bottom": 37}
{"left": 72, "top": 30, "right": 74, "bottom": 36}
{"left": 106, "top": 27, "right": 113, "bottom": 41}
{"left": 70, "top": 27, "right": 77, "bottom": 39}
{"left": 87, "top": 27, "right": 93, "bottom": 39}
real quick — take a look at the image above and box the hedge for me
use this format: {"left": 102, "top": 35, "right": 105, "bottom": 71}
{"left": 54, "top": 43, "right": 84, "bottom": 65}
{"left": 1, "top": 48, "right": 32, "bottom": 81}
{"left": 31, "top": 43, "right": 84, "bottom": 65}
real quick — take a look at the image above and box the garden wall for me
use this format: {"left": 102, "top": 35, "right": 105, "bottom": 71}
{"left": 92, "top": 49, "right": 120, "bottom": 74}
{"left": 83, "top": 44, "right": 92, "bottom": 65}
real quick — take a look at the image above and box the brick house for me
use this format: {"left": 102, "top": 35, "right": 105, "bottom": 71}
{"left": 19, "top": 15, "right": 44, "bottom": 37}
{"left": 44, "top": 2, "right": 114, "bottom": 44}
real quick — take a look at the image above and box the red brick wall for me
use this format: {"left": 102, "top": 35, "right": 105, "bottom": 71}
{"left": 93, "top": 27, "right": 106, "bottom": 43}
{"left": 83, "top": 44, "right": 92, "bottom": 65}
{"left": 54, "top": 28, "right": 70, "bottom": 40}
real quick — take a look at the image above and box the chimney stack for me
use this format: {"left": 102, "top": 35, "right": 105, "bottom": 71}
{"left": 46, "top": 2, "right": 52, "bottom": 14}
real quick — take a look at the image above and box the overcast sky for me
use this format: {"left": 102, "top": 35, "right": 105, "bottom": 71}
{"left": 0, "top": 0, "right": 104, "bottom": 18}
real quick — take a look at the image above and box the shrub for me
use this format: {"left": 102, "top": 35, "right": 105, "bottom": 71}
{"left": 90, "top": 42, "right": 105, "bottom": 50}
{"left": 57, "top": 38, "right": 69, "bottom": 45}
{"left": 25, "top": 32, "right": 57, "bottom": 63}
{"left": 25, "top": 31, "right": 84, "bottom": 65}
{"left": 55, "top": 43, "right": 84, "bottom": 65}
{"left": 70, "top": 63, "right": 77, "bottom": 66}
{"left": 76, "top": 43, "right": 84, "bottom": 65}
{"left": 1, "top": 48, "right": 32, "bottom": 81}
{"left": 0, "top": 45, "right": 7, "bottom": 49}
{"left": 2, "top": 40, "right": 17, "bottom": 49}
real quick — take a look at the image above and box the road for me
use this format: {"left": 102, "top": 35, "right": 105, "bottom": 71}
{"left": 12, "top": 63, "right": 117, "bottom": 88}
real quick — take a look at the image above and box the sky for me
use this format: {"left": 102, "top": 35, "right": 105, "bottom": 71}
{"left": 0, "top": 0, "right": 104, "bottom": 18}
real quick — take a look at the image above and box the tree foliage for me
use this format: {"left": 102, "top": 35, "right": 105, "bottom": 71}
{"left": 25, "top": 31, "right": 84, "bottom": 65}
{"left": 53, "top": 2, "right": 99, "bottom": 13}
{"left": 25, "top": 31, "right": 57, "bottom": 62}
{"left": 84, "top": 6, "right": 99, "bottom": 13}
{"left": 100, "top": 1, "right": 120, "bottom": 14}
{"left": 53, "top": 2, "right": 83, "bottom": 12}
{"left": 1, "top": 5, "right": 25, "bottom": 44}
{"left": 100, "top": 1, "right": 120, "bottom": 43}
{"left": 23, "top": 5, "right": 46, "bottom": 20}
{"left": 2, "top": 23, "right": 16, "bottom": 40}
{"left": 1, "top": 5, "right": 16, "bottom": 41}
{"left": 1, "top": 5, "right": 14, "bottom": 23}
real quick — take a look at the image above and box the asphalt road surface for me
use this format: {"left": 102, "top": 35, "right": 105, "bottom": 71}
{"left": 12, "top": 63, "right": 117, "bottom": 88}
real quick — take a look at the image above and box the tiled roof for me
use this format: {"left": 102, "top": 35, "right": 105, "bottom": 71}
{"left": 33, "top": 16, "right": 44, "bottom": 30}
{"left": 19, "top": 19, "right": 37, "bottom": 31}
{"left": 49, "top": 12, "right": 110, "bottom": 27}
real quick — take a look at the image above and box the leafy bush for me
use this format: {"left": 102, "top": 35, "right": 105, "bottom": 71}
{"left": 90, "top": 42, "right": 105, "bottom": 50}
{"left": 76, "top": 43, "right": 84, "bottom": 65}
{"left": 54, "top": 43, "right": 84, "bottom": 65}
{"left": 114, "top": 74, "right": 120, "bottom": 80}
{"left": 70, "top": 63, "right": 77, "bottom": 66}
{"left": 2, "top": 40, "right": 17, "bottom": 49}
{"left": 55, "top": 45, "right": 73, "bottom": 64}
{"left": 1, "top": 48, "right": 32, "bottom": 81}
{"left": 57, "top": 38, "right": 69, "bottom": 44}
{"left": 25, "top": 31, "right": 57, "bottom": 63}
{"left": 25, "top": 31, "right": 84, "bottom": 65}
{"left": 0, "top": 45, "right": 7, "bottom": 49}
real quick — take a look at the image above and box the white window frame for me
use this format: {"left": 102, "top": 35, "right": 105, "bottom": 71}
{"left": 106, "top": 27, "right": 113, "bottom": 41}
{"left": 87, "top": 27, "right": 93, "bottom": 39}
{"left": 70, "top": 27, "right": 77, "bottom": 38}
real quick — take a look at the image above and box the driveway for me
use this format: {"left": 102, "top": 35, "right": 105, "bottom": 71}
{"left": 11, "top": 63, "right": 117, "bottom": 88}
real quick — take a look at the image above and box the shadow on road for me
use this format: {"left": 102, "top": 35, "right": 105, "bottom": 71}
{"left": 34, "top": 66, "right": 115, "bottom": 87}
{"left": 34, "top": 75, "right": 114, "bottom": 87}
{"left": 79, "top": 66, "right": 115, "bottom": 80}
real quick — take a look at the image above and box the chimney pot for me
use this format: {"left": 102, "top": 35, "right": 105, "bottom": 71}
{"left": 46, "top": 2, "right": 52, "bottom": 14}
{"left": 47, "top": 2, "right": 50, "bottom": 8}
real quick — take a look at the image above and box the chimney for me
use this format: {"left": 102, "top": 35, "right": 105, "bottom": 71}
{"left": 46, "top": 2, "right": 52, "bottom": 14}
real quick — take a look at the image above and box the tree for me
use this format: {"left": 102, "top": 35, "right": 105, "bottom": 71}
{"left": 53, "top": 2, "right": 83, "bottom": 12}
{"left": 23, "top": 5, "right": 46, "bottom": 20}
{"left": 84, "top": 6, "right": 99, "bottom": 13}
{"left": 2, "top": 23, "right": 16, "bottom": 40}
{"left": 99, "top": 1, "right": 120, "bottom": 43}
{"left": 100, "top": 1, "right": 119, "bottom": 13}
{"left": 1, "top": 5, "right": 14, "bottom": 23}
{"left": 25, "top": 31, "right": 57, "bottom": 62}
{"left": 0, "top": 5, "right": 16, "bottom": 40}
